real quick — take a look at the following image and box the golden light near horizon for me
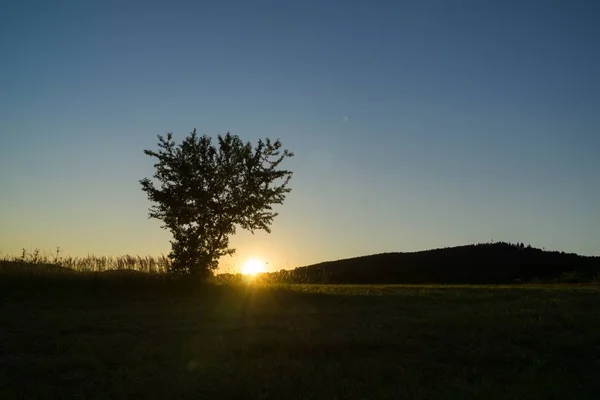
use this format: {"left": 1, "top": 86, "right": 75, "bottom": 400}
{"left": 241, "top": 258, "right": 266, "bottom": 276}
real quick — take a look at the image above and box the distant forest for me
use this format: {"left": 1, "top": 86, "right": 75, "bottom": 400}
{"left": 249, "top": 242, "right": 600, "bottom": 284}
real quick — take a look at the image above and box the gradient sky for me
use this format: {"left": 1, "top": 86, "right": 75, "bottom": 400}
{"left": 1, "top": 0, "right": 599, "bottom": 272}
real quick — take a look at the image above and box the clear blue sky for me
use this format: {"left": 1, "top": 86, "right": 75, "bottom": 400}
{"left": 1, "top": 0, "right": 599, "bottom": 271}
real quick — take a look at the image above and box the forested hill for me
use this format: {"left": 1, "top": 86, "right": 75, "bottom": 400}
{"left": 274, "top": 242, "right": 600, "bottom": 284}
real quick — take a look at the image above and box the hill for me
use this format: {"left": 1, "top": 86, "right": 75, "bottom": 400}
{"left": 268, "top": 242, "right": 600, "bottom": 284}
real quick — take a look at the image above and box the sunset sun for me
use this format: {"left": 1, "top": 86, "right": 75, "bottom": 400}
{"left": 241, "top": 258, "right": 266, "bottom": 276}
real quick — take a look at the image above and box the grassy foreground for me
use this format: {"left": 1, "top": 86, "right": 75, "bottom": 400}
{"left": 1, "top": 277, "right": 600, "bottom": 399}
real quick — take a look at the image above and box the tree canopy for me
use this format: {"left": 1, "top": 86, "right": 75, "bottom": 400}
{"left": 140, "top": 129, "right": 294, "bottom": 277}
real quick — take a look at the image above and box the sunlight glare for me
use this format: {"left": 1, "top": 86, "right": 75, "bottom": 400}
{"left": 241, "top": 258, "right": 266, "bottom": 276}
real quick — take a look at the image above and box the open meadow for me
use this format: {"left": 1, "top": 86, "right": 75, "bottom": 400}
{"left": 2, "top": 271, "right": 600, "bottom": 399}
{"left": 4, "top": 2, "right": 599, "bottom": 398}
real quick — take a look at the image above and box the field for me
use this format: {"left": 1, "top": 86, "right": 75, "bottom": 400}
{"left": 2, "top": 275, "right": 600, "bottom": 399}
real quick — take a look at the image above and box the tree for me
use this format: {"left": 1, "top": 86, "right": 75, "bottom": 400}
{"left": 140, "top": 129, "right": 294, "bottom": 278}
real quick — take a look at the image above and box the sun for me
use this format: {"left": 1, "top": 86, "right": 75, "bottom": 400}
{"left": 241, "top": 258, "right": 266, "bottom": 276}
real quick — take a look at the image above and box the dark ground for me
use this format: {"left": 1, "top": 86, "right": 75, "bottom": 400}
{"left": 1, "top": 278, "right": 600, "bottom": 399}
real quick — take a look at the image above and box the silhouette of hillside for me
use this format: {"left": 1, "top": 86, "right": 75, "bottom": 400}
{"left": 269, "top": 242, "right": 600, "bottom": 284}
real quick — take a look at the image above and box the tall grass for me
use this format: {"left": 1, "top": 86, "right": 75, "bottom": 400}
{"left": 0, "top": 248, "right": 171, "bottom": 275}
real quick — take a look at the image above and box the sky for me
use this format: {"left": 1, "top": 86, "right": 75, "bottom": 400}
{"left": 1, "top": 0, "right": 599, "bottom": 272}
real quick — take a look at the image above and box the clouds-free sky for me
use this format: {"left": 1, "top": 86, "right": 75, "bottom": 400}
{"left": 1, "top": 0, "right": 599, "bottom": 271}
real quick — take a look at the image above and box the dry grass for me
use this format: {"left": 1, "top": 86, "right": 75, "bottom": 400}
{"left": 0, "top": 248, "right": 170, "bottom": 275}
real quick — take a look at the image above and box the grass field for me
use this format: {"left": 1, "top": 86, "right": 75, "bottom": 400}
{"left": 2, "top": 276, "right": 600, "bottom": 399}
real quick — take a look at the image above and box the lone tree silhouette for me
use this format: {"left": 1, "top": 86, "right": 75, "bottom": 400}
{"left": 140, "top": 129, "right": 294, "bottom": 278}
